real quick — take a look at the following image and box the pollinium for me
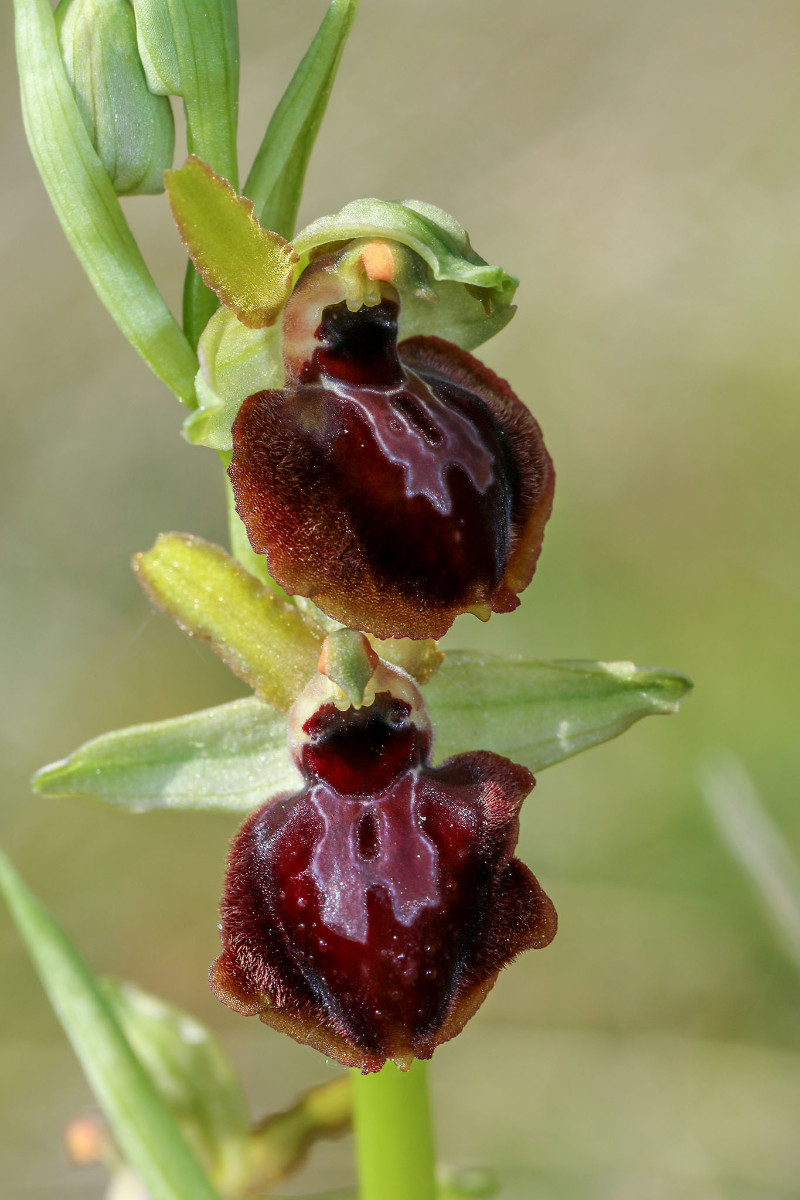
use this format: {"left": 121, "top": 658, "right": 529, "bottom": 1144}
{"left": 229, "top": 248, "right": 555, "bottom": 639}
{"left": 211, "top": 641, "right": 556, "bottom": 1073}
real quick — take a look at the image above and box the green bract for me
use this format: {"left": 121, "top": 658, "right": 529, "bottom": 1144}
{"left": 32, "top": 650, "right": 691, "bottom": 815}
{"left": 132, "top": 0, "right": 238, "bottom": 185}
{"left": 245, "top": 0, "right": 359, "bottom": 238}
{"left": 13, "top": 0, "right": 198, "bottom": 401}
{"left": 55, "top": 0, "right": 175, "bottom": 196}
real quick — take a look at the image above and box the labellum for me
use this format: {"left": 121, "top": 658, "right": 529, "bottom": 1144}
{"left": 228, "top": 244, "right": 555, "bottom": 639}
{"left": 210, "top": 635, "right": 557, "bottom": 1073}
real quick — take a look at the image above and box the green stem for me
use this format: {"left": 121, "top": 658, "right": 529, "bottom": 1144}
{"left": 351, "top": 1061, "right": 437, "bottom": 1200}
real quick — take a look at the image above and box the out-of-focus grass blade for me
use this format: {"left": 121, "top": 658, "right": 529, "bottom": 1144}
{"left": 31, "top": 696, "right": 300, "bottom": 813}
{"left": 245, "top": 0, "right": 359, "bottom": 239}
{"left": 0, "top": 850, "right": 224, "bottom": 1200}
{"left": 701, "top": 752, "right": 800, "bottom": 975}
{"left": 13, "top": 0, "right": 198, "bottom": 403}
{"left": 426, "top": 653, "right": 692, "bottom": 769}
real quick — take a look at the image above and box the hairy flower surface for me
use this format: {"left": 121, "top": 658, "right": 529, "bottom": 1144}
{"left": 228, "top": 249, "right": 555, "bottom": 639}
{"left": 210, "top": 641, "right": 556, "bottom": 1072}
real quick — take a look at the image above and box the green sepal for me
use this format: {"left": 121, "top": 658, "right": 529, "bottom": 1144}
{"left": 13, "top": 0, "right": 198, "bottom": 402}
{"left": 293, "top": 198, "right": 518, "bottom": 350}
{"left": 31, "top": 697, "right": 299, "bottom": 813}
{"left": 54, "top": 0, "right": 175, "bottom": 196}
{"left": 426, "top": 653, "right": 693, "bottom": 769}
{"left": 186, "top": 308, "right": 283, "bottom": 449}
{"left": 0, "top": 849, "right": 224, "bottom": 1200}
{"left": 33, "top": 654, "right": 690, "bottom": 816}
{"left": 103, "top": 981, "right": 251, "bottom": 1193}
{"left": 166, "top": 157, "right": 298, "bottom": 329}
{"left": 246, "top": 0, "right": 359, "bottom": 239}
{"left": 134, "top": 534, "right": 324, "bottom": 711}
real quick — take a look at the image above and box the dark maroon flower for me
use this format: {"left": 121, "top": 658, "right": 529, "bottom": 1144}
{"left": 228, "top": 247, "right": 554, "bottom": 640}
{"left": 210, "top": 639, "right": 556, "bottom": 1073}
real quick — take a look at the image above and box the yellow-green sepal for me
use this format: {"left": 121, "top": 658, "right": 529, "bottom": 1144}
{"left": 134, "top": 533, "right": 324, "bottom": 711}
{"left": 293, "top": 198, "right": 518, "bottom": 351}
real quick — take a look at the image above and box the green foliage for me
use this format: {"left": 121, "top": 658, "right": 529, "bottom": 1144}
{"left": 246, "top": 0, "right": 359, "bottom": 239}
{"left": 54, "top": 0, "right": 175, "bottom": 196}
{"left": 166, "top": 157, "right": 298, "bottom": 329}
{"left": 135, "top": 533, "right": 324, "bottom": 710}
{"left": 427, "top": 652, "right": 692, "bottom": 769}
{"left": 104, "top": 981, "right": 251, "bottom": 1192}
{"left": 13, "top": 0, "right": 198, "bottom": 401}
{"left": 131, "top": 0, "right": 239, "bottom": 185}
{"left": 0, "top": 850, "right": 223, "bottom": 1200}
{"left": 32, "top": 653, "right": 689, "bottom": 814}
{"left": 32, "top": 696, "right": 298, "bottom": 812}
{"left": 133, "top": 0, "right": 240, "bottom": 345}
{"left": 293, "top": 198, "right": 518, "bottom": 350}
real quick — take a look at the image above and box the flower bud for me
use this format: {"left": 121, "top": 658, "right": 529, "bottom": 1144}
{"left": 55, "top": 0, "right": 175, "bottom": 196}
{"left": 228, "top": 246, "right": 555, "bottom": 640}
{"left": 210, "top": 636, "right": 556, "bottom": 1072}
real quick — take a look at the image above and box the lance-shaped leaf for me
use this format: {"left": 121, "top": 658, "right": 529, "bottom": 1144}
{"left": 426, "top": 653, "right": 692, "bottom": 769}
{"left": 13, "top": 0, "right": 198, "bottom": 403}
{"left": 166, "top": 157, "right": 298, "bottom": 329}
{"left": 293, "top": 198, "right": 518, "bottom": 350}
{"left": 32, "top": 697, "right": 300, "bottom": 813}
{"left": 135, "top": 534, "right": 323, "bottom": 710}
{"left": 245, "top": 0, "right": 359, "bottom": 239}
{"left": 0, "top": 850, "right": 224, "bottom": 1200}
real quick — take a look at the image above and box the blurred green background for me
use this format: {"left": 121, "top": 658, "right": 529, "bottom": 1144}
{"left": 2, "top": 1, "right": 800, "bottom": 1196}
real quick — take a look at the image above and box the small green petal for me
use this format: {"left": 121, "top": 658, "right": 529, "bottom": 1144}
{"left": 134, "top": 534, "right": 323, "bottom": 710}
{"left": 31, "top": 697, "right": 298, "bottom": 813}
{"left": 426, "top": 653, "right": 692, "bottom": 770}
{"left": 166, "top": 157, "right": 298, "bottom": 329}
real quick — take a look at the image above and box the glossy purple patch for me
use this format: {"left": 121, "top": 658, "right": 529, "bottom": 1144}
{"left": 229, "top": 273, "right": 554, "bottom": 639}
{"left": 210, "top": 678, "right": 557, "bottom": 1071}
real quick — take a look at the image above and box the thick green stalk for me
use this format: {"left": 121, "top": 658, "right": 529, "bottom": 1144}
{"left": 351, "top": 1062, "right": 437, "bottom": 1200}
